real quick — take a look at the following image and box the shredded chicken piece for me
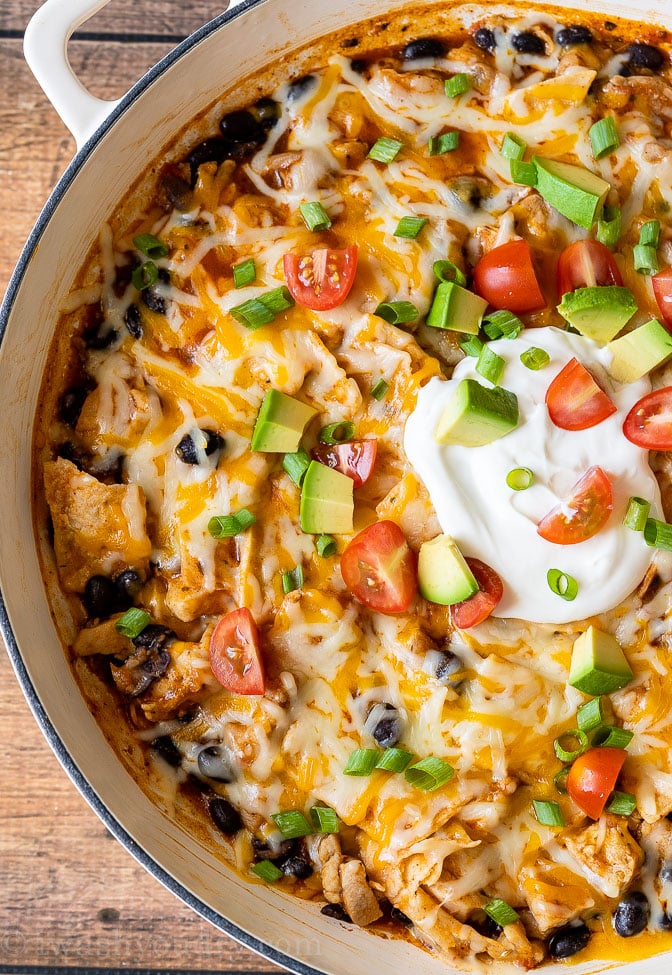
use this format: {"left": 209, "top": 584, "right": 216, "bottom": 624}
{"left": 561, "top": 814, "right": 643, "bottom": 898}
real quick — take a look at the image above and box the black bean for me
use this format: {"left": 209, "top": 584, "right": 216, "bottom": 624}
{"left": 474, "top": 27, "right": 496, "bottom": 52}
{"left": 57, "top": 441, "right": 87, "bottom": 470}
{"left": 203, "top": 429, "right": 225, "bottom": 455}
{"left": 186, "top": 136, "right": 232, "bottom": 184}
{"left": 140, "top": 648, "right": 171, "bottom": 679}
{"left": 287, "top": 75, "right": 317, "bottom": 102}
{"left": 142, "top": 268, "right": 170, "bottom": 316}
{"left": 161, "top": 167, "right": 192, "bottom": 211}
{"left": 279, "top": 854, "right": 313, "bottom": 880}
{"left": 373, "top": 714, "right": 403, "bottom": 748}
{"left": 132, "top": 624, "right": 175, "bottom": 652}
{"left": 253, "top": 97, "right": 280, "bottom": 132}
{"left": 252, "top": 837, "right": 298, "bottom": 861}
{"left": 512, "top": 32, "right": 546, "bottom": 55}
{"left": 434, "top": 650, "right": 464, "bottom": 687}
{"left": 548, "top": 922, "right": 591, "bottom": 958}
{"left": 83, "top": 320, "right": 117, "bottom": 350}
{"left": 150, "top": 735, "right": 181, "bottom": 768}
{"left": 402, "top": 38, "right": 446, "bottom": 60}
{"left": 83, "top": 575, "right": 117, "bottom": 619}
{"left": 614, "top": 892, "right": 650, "bottom": 937}
{"left": 470, "top": 911, "right": 502, "bottom": 940}
{"left": 197, "top": 745, "right": 234, "bottom": 783}
{"left": 660, "top": 913, "right": 672, "bottom": 931}
{"left": 390, "top": 906, "right": 413, "bottom": 926}
{"left": 176, "top": 429, "right": 223, "bottom": 464}
{"left": 124, "top": 303, "right": 142, "bottom": 339}
{"left": 60, "top": 387, "right": 88, "bottom": 427}
{"left": 220, "top": 109, "right": 265, "bottom": 145}
{"left": 349, "top": 59, "right": 368, "bottom": 74}
{"left": 627, "top": 42, "right": 665, "bottom": 72}
{"left": 210, "top": 797, "right": 242, "bottom": 835}
{"left": 556, "top": 25, "right": 593, "bottom": 46}
{"left": 320, "top": 903, "right": 352, "bottom": 922}
{"left": 114, "top": 568, "right": 143, "bottom": 606}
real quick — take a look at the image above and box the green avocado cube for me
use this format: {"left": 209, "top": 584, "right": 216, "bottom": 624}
{"left": 418, "top": 534, "right": 478, "bottom": 605}
{"left": 435, "top": 379, "right": 519, "bottom": 447}
{"left": 568, "top": 626, "right": 634, "bottom": 695}
{"left": 300, "top": 461, "right": 353, "bottom": 534}
{"left": 557, "top": 286, "right": 637, "bottom": 343}
{"left": 533, "top": 157, "right": 610, "bottom": 230}
{"left": 251, "top": 389, "right": 317, "bottom": 453}
{"left": 607, "top": 319, "right": 672, "bottom": 383}
{"left": 426, "top": 281, "right": 488, "bottom": 335}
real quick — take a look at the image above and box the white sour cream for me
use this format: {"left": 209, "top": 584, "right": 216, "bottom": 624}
{"left": 404, "top": 326, "right": 661, "bottom": 623}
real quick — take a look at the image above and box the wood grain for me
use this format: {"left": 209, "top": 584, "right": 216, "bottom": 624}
{"left": 0, "top": 2, "right": 283, "bottom": 970}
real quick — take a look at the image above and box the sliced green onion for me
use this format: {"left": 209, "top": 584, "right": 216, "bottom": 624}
{"left": 208, "top": 509, "right": 256, "bottom": 538}
{"left": 532, "top": 799, "right": 565, "bottom": 827}
{"left": 644, "top": 517, "right": 672, "bottom": 552}
{"left": 133, "top": 233, "right": 169, "bottom": 260}
{"left": 589, "top": 116, "right": 619, "bottom": 159}
{"left": 444, "top": 73, "right": 471, "bottom": 98}
{"left": 634, "top": 243, "right": 660, "bottom": 275}
{"left": 459, "top": 335, "right": 485, "bottom": 357}
{"left": 510, "top": 159, "right": 537, "bottom": 186}
{"left": 319, "top": 421, "right": 355, "bottom": 444}
{"left": 115, "top": 608, "right": 152, "bottom": 639}
{"left": 375, "top": 748, "right": 414, "bottom": 772}
{"left": 260, "top": 286, "right": 295, "bottom": 315}
{"left": 483, "top": 309, "right": 524, "bottom": 340}
{"left": 271, "top": 810, "right": 312, "bottom": 838}
{"left": 577, "top": 697, "right": 605, "bottom": 733}
{"left": 368, "top": 137, "right": 404, "bottom": 163}
{"left": 476, "top": 345, "right": 505, "bottom": 385}
{"left": 429, "top": 131, "right": 460, "bottom": 156}
{"left": 624, "top": 496, "right": 650, "bottom": 532}
{"left": 299, "top": 201, "right": 332, "bottom": 232}
{"left": 283, "top": 448, "right": 311, "bottom": 486}
{"left": 233, "top": 258, "right": 256, "bottom": 288}
{"left": 640, "top": 220, "right": 660, "bottom": 248}
{"left": 404, "top": 756, "right": 454, "bottom": 792}
{"left": 484, "top": 899, "right": 519, "bottom": 927}
{"left": 592, "top": 725, "right": 634, "bottom": 749}
{"left": 282, "top": 565, "right": 304, "bottom": 594}
{"left": 433, "top": 260, "right": 467, "bottom": 286}
{"left": 230, "top": 297, "right": 275, "bottom": 330}
{"left": 554, "top": 768, "right": 569, "bottom": 794}
{"left": 506, "top": 467, "right": 534, "bottom": 491}
{"left": 554, "top": 729, "right": 589, "bottom": 763}
{"left": 394, "top": 216, "right": 428, "bottom": 239}
{"left": 597, "top": 206, "right": 622, "bottom": 248}
{"left": 250, "top": 860, "right": 284, "bottom": 882}
{"left": 547, "top": 568, "right": 578, "bottom": 601}
{"left": 374, "top": 301, "right": 419, "bottom": 326}
{"left": 370, "top": 378, "right": 389, "bottom": 401}
{"left": 606, "top": 791, "right": 637, "bottom": 816}
{"left": 132, "top": 261, "right": 159, "bottom": 291}
{"left": 316, "top": 534, "right": 337, "bottom": 558}
{"left": 520, "top": 346, "right": 550, "bottom": 370}
{"left": 343, "top": 748, "right": 379, "bottom": 776}
{"left": 310, "top": 805, "right": 340, "bottom": 833}
{"left": 501, "top": 133, "right": 527, "bottom": 161}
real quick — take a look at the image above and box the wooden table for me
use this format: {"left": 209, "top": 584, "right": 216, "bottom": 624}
{"left": 0, "top": 3, "right": 283, "bottom": 972}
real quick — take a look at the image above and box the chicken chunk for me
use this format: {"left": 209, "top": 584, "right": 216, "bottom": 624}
{"left": 561, "top": 815, "right": 643, "bottom": 898}
{"left": 339, "top": 859, "right": 382, "bottom": 927}
{"left": 73, "top": 615, "right": 131, "bottom": 657}
{"left": 519, "top": 856, "right": 595, "bottom": 936}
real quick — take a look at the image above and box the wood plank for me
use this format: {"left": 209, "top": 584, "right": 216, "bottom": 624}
{"left": 0, "top": 8, "right": 285, "bottom": 969}
{"left": 2, "top": 0, "right": 229, "bottom": 38}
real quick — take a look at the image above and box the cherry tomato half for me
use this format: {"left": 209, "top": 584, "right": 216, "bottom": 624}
{"left": 623, "top": 387, "right": 672, "bottom": 450}
{"left": 340, "top": 520, "right": 417, "bottom": 614}
{"left": 472, "top": 239, "right": 546, "bottom": 313}
{"left": 283, "top": 245, "right": 358, "bottom": 311}
{"left": 566, "top": 747, "right": 628, "bottom": 820}
{"left": 451, "top": 558, "right": 503, "bottom": 628}
{"left": 652, "top": 268, "right": 672, "bottom": 330}
{"left": 537, "top": 466, "right": 614, "bottom": 545}
{"left": 546, "top": 358, "right": 617, "bottom": 431}
{"left": 209, "top": 607, "right": 266, "bottom": 695}
{"left": 311, "top": 439, "right": 377, "bottom": 489}
{"left": 556, "top": 239, "right": 623, "bottom": 297}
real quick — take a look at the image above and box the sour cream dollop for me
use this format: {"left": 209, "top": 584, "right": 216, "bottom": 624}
{"left": 404, "top": 326, "right": 661, "bottom": 624}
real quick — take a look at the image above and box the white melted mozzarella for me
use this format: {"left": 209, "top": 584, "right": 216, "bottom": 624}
{"left": 404, "top": 327, "right": 661, "bottom": 624}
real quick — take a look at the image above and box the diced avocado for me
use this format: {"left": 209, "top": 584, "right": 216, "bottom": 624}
{"left": 251, "top": 389, "right": 317, "bottom": 452}
{"left": 427, "top": 281, "right": 488, "bottom": 335}
{"left": 557, "top": 286, "right": 637, "bottom": 343}
{"left": 532, "top": 157, "right": 610, "bottom": 229}
{"left": 435, "top": 379, "right": 519, "bottom": 447}
{"left": 418, "top": 534, "right": 478, "bottom": 605}
{"left": 300, "top": 461, "right": 354, "bottom": 534}
{"left": 607, "top": 318, "right": 672, "bottom": 383}
{"left": 568, "top": 625, "right": 634, "bottom": 695}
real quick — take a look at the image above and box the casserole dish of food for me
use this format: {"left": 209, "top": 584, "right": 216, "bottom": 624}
{"left": 3, "top": 0, "right": 672, "bottom": 972}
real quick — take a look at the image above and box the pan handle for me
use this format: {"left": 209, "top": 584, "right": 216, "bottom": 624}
{"left": 23, "top": 0, "right": 247, "bottom": 152}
